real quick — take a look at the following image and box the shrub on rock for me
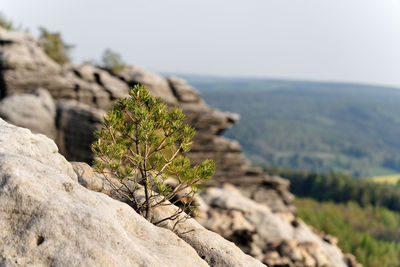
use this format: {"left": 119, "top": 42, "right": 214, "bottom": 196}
{"left": 39, "top": 27, "right": 73, "bottom": 65}
{"left": 92, "top": 84, "right": 215, "bottom": 223}
{"left": 101, "top": 48, "right": 127, "bottom": 73}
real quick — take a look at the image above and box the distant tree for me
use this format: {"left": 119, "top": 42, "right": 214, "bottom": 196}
{"left": 101, "top": 48, "right": 126, "bottom": 73}
{"left": 0, "top": 14, "right": 14, "bottom": 30}
{"left": 382, "top": 156, "right": 400, "bottom": 172}
{"left": 39, "top": 27, "right": 74, "bottom": 65}
{"left": 92, "top": 85, "right": 215, "bottom": 224}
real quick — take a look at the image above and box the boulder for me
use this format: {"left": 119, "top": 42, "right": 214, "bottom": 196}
{"left": 0, "top": 88, "right": 57, "bottom": 139}
{"left": 0, "top": 119, "right": 209, "bottom": 267}
{"left": 0, "top": 27, "right": 120, "bottom": 110}
{"left": 0, "top": 27, "right": 73, "bottom": 98}
{"left": 72, "top": 162, "right": 265, "bottom": 267}
{"left": 70, "top": 64, "right": 129, "bottom": 100}
{"left": 0, "top": 27, "right": 60, "bottom": 73}
{"left": 117, "top": 66, "right": 177, "bottom": 105}
{"left": 56, "top": 100, "right": 105, "bottom": 163}
{"left": 0, "top": 26, "right": 360, "bottom": 266}
{"left": 197, "top": 184, "right": 351, "bottom": 267}
{"left": 167, "top": 76, "right": 201, "bottom": 103}
{"left": 0, "top": 118, "right": 76, "bottom": 181}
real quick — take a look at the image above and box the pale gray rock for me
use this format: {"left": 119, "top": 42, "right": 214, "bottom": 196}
{"left": 0, "top": 26, "right": 359, "bottom": 266}
{"left": 168, "top": 76, "right": 201, "bottom": 103}
{"left": 149, "top": 202, "right": 265, "bottom": 267}
{"left": 71, "top": 64, "right": 129, "bottom": 100}
{"left": 117, "top": 66, "right": 177, "bottom": 105}
{"left": 56, "top": 100, "right": 105, "bottom": 163}
{"left": 345, "top": 253, "right": 363, "bottom": 267}
{"left": 71, "top": 162, "right": 265, "bottom": 267}
{"left": 0, "top": 27, "right": 60, "bottom": 72}
{"left": 236, "top": 175, "right": 296, "bottom": 213}
{"left": 180, "top": 101, "right": 239, "bottom": 134}
{"left": 0, "top": 88, "right": 57, "bottom": 139}
{"left": 71, "top": 161, "right": 108, "bottom": 193}
{"left": 0, "top": 119, "right": 208, "bottom": 267}
{"left": 0, "top": 27, "right": 115, "bottom": 109}
{"left": 0, "top": 118, "right": 76, "bottom": 181}
{"left": 198, "top": 184, "right": 350, "bottom": 267}
{"left": 0, "top": 27, "right": 71, "bottom": 98}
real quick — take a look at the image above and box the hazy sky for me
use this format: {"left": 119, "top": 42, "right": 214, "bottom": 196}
{"left": 2, "top": 0, "right": 400, "bottom": 87}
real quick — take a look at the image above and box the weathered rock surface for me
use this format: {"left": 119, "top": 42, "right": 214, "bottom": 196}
{"left": 0, "top": 26, "right": 360, "bottom": 267}
{"left": 0, "top": 27, "right": 128, "bottom": 110}
{"left": 56, "top": 100, "right": 105, "bottom": 162}
{"left": 0, "top": 119, "right": 210, "bottom": 267}
{"left": 72, "top": 161, "right": 265, "bottom": 267}
{"left": 197, "top": 184, "right": 357, "bottom": 267}
{"left": 70, "top": 63, "right": 129, "bottom": 102}
{"left": 167, "top": 76, "right": 201, "bottom": 103}
{"left": 0, "top": 88, "right": 57, "bottom": 139}
{"left": 117, "top": 66, "right": 177, "bottom": 105}
{"left": 0, "top": 118, "right": 76, "bottom": 181}
{"left": 0, "top": 27, "right": 257, "bottom": 202}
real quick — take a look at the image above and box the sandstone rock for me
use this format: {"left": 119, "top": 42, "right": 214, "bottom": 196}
{"left": 0, "top": 27, "right": 287, "bottom": 217}
{"left": 206, "top": 173, "right": 296, "bottom": 214}
{"left": 0, "top": 28, "right": 117, "bottom": 110}
{"left": 72, "top": 162, "right": 265, "bottom": 267}
{"left": 299, "top": 242, "right": 330, "bottom": 267}
{"left": 344, "top": 253, "right": 363, "bottom": 267}
{"left": 71, "top": 64, "right": 129, "bottom": 100}
{"left": 150, "top": 203, "right": 266, "bottom": 267}
{"left": 0, "top": 119, "right": 209, "bottom": 267}
{"left": 239, "top": 175, "right": 296, "bottom": 213}
{"left": 56, "top": 100, "right": 104, "bottom": 162}
{"left": 323, "top": 234, "right": 339, "bottom": 246}
{"left": 278, "top": 240, "right": 303, "bottom": 262}
{"left": 0, "top": 27, "right": 60, "bottom": 73}
{"left": 264, "top": 256, "right": 293, "bottom": 267}
{"left": 0, "top": 27, "right": 280, "bottom": 214}
{"left": 168, "top": 76, "right": 201, "bottom": 102}
{"left": 71, "top": 161, "right": 107, "bottom": 192}
{"left": 191, "top": 135, "right": 242, "bottom": 153}
{"left": 0, "top": 118, "right": 76, "bottom": 181}
{"left": 117, "top": 66, "right": 177, "bottom": 105}
{"left": 0, "top": 27, "right": 71, "bottom": 98}
{"left": 198, "top": 184, "right": 350, "bottom": 267}
{"left": 0, "top": 88, "right": 57, "bottom": 139}
{"left": 0, "top": 26, "right": 360, "bottom": 266}
{"left": 180, "top": 101, "right": 239, "bottom": 134}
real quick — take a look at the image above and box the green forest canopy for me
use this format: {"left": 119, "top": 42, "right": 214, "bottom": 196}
{"left": 185, "top": 76, "right": 400, "bottom": 177}
{"left": 296, "top": 198, "right": 400, "bottom": 267}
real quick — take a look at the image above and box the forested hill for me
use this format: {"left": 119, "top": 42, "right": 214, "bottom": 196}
{"left": 182, "top": 75, "right": 400, "bottom": 177}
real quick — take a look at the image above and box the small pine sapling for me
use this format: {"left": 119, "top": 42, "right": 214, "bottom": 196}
{"left": 92, "top": 85, "right": 215, "bottom": 225}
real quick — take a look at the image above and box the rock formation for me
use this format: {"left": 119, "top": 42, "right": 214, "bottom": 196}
{"left": 0, "top": 88, "right": 57, "bottom": 139}
{"left": 0, "top": 26, "right": 360, "bottom": 266}
{"left": 0, "top": 25, "right": 294, "bottom": 213}
{"left": 72, "top": 161, "right": 264, "bottom": 267}
{"left": 72, "top": 161, "right": 359, "bottom": 267}
{"left": 197, "top": 184, "right": 359, "bottom": 267}
{"left": 0, "top": 118, "right": 264, "bottom": 267}
{"left": 0, "top": 119, "right": 204, "bottom": 266}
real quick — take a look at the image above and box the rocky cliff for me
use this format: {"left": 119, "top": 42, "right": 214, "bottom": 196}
{"left": 0, "top": 118, "right": 263, "bottom": 267}
{"left": 0, "top": 26, "right": 360, "bottom": 266}
{"left": 0, "top": 26, "right": 295, "bottom": 215}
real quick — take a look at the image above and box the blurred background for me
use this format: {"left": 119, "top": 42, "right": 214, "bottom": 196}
{"left": 2, "top": 0, "right": 400, "bottom": 265}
